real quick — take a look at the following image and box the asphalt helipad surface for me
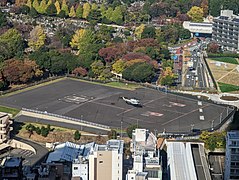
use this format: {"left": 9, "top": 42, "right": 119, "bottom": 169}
{"left": 0, "top": 78, "right": 229, "bottom": 133}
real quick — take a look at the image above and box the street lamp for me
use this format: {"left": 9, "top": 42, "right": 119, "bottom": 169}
{"left": 211, "top": 120, "right": 214, "bottom": 131}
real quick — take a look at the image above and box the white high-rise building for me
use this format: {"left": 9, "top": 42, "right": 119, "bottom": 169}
{"left": 212, "top": 10, "right": 239, "bottom": 52}
{"left": 225, "top": 131, "right": 239, "bottom": 180}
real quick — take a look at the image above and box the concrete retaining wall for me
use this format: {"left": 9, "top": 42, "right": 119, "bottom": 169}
{"left": 9, "top": 139, "right": 36, "bottom": 154}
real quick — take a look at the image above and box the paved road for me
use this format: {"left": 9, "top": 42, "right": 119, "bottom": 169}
{"left": 11, "top": 136, "right": 48, "bottom": 167}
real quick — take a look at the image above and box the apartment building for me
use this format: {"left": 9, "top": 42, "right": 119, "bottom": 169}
{"left": 0, "top": 112, "right": 13, "bottom": 144}
{"left": 212, "top": 10, "right": 239, "bottom": 52}
{"left": 89, "top": 139, "right": 124, "bottom": 180}
{"left": 225, "top": 131, "right": 239, "bottom": 180}
{"left": 126, "top": 129, "right": 162, "bottom": 180}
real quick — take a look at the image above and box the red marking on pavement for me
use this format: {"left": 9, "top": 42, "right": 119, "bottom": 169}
{"left": 169, "top": 102, "right": 186, "bottom": 107}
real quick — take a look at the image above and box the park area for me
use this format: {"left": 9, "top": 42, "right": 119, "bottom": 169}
{"left": 206, "top": 58, "right": 239, "bottom": 92}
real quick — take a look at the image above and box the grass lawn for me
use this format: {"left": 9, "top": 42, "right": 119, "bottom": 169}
{"left": 218, "top": 82, "right": 239, "bottom": 92}
{"left": 106, "top": 82, "right": 141, "bottom": 90}
{"left": 211, "top": 57, "right": 238, "bottom": 64}
{"left": 0, "top": 106, "right": 20, "bottom": 117}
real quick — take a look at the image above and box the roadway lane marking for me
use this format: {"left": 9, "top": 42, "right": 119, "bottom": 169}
{"left": 117, "top": 107, "right": 136, "bottom": 116}
{"left": 91, "top": 101, "right": 125, "bottom": 110}
{"left": 162, "top": 104, "right": 209, "bottom": 125}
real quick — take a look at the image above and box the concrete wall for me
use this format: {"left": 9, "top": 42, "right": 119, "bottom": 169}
{"left": 9, "top": 139, "right": 36, "bottom": 154}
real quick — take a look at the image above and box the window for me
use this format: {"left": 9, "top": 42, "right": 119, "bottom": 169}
{"left": 99, "top": 161, "right": 103, "bottom": 163}
{"left": 74, "top": 167, "right": 78, "bottom": 170}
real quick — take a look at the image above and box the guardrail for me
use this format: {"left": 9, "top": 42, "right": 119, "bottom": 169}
{"left": 22, "top": 108, "right": 110, "bottom": 130}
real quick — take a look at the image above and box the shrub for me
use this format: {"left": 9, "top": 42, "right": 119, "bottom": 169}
{"left": 74, "top": 130, "right": 81, "bottom": 141}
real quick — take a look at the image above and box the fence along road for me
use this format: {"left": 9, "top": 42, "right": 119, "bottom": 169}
{"left": 20, "top": 108, "right": 111, "bottom": 132}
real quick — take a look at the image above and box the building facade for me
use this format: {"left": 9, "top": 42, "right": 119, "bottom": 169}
{"left": 212, "top": 10, "right": 239, "bottom": 52}
{"left": 89, "top": 140, "right": 124, "bottom": 180}
{"left": 225, "top": 131, "right": 239, "bottom": 180}
{"left": 0, "top": 112, "right": 13, "bottom": 144}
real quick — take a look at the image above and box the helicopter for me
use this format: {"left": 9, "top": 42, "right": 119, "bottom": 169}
{"left": 121, "top": 96, "right": 142, "bottom": 107}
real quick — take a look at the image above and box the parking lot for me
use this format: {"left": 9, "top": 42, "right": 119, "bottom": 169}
{"left": 0, "top": 78, "right": 229, "bottom": 133}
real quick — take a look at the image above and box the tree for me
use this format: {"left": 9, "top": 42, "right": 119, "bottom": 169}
{"left": 70, "top": 28, "right": 97, "bottom": 55}
{"left": 123, "top": 62, "right": 155, "bottom": 82}
{"left": 19, "top": 5, "right": 30, "bottom": 14}
{"left": 41, "top": 126, "right": 49, "bottom": 137}
{"left": 0, "top": 29, "right": 24, "bottom": 60}
{"left": 112, "top": 59, "right": 126, "bottom": 73}
{"left": 29, "top": 7, "right": 38, "bottom": 18}
{"left": 87, "top": 9, "right": 101, "bottom": 23}
{"left": 90, "top": 60, "right": 104, "bottom": 77}
{"left": 74, "top": 130, "right": 81, "bottom": 141}
{"left": 108, "top": 129, "right": 117, "bottom": 139}
{"left": 32, "top": 0, "right": 40, "bottom": 12}
{"left": 141, "top": 26, "right": 156, "bottom": 39}
{"left": 111, "top": 6, "right": 123, "bottom": 24}
{"left": 135, "top": 24, "right": 145, "bottom": 39}
{"left": 46, "top": 3, "right": 57, "bottom": 16}
{"left": 69, "top": 6, "right": 76, "bottom": 17}
{"left": 201, "top": 0, "right": 208, "bottom": 16}
{"left": 28, "top": 25, "right": 46, "bottom": 50}
{"left": 76, "top": 5, "right": 83, "bottom": 18}
{"left": 3, "top": 59, "right": 42, "bottom": 84}
{"left": 0, "top": 11, "right": 7, "bottom": 28}
{"left": 207, "top": 42, "right": 220, "bottom": 53}
{"left": 54, "top": 0, "right": 61, "bottom": 14}
{"left": 26, "top": 0, "right": 32, "bottom": 8}
{"left": 126, "top": 124, "right": 138, "bottom": 138}
{"left": 26, "top": 123, "right": 35, "bottom": 137}
{"left": 61, "top": 0, "right": 69, "bottom": 16}
{"left": 187, "top": 6, "right": 204, "bottom": 22}
{"left": 72, "top": 67, "right": 87, "bottom": 76}
{"left": 82, "top": 2, "right": 91, "bottom": 19}
{"left": 39, "top": 0, "right": 47, "bottom": 14}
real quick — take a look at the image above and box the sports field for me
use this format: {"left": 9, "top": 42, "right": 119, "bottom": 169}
{"left": 0, "top": 78, "right": 229, "bottom": 133}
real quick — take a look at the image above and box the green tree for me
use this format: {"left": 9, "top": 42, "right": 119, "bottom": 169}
{"left": 46, "top": 3, "right": 57, "bottom": 16}
{"left": 41, "top": 126, "right": 49, "bottom": 137}
{"left": 105, "top": 7, "right": 113, "bottom": 22}
{"left": 28, "top": 25, "right": 46, "bottom": 50}
{"left": 111, "top": 6, "right": 123, "bottom": 24}
{"left": 123, "top": 62, "right": 155, "bottom": 82}
{"left": 141, "top": 26, "right": 156, "bottom": 39}
{"left": 91, "top": 3, "right": 98, "bottom": 10}
{"left": 82, "top": 2, "right": 91, "bottom": 19}
{"left": 76, "top": 5, "right": 83, "bottom": 18}
{"left": 126, "top": 124, "right": 138, "bottom": 139}
{"left": 29, "top": 7, "right": 38, "bottom": 17}
{"left": 39, "top": 0, "right": 47, "bottom": 14}
{"left": 69, "top": 6, "right": 76, "bottom": 17}
{"left": 90, "top": 60, "right": 105, "bottom": 77}
{"left": 70, "top": 29, "right": 96, "bottom": 55}
{"left": 187, "top": 6, "right": 204, "bottom": 22}
{"left": 74, "top": 130, "right": 81, "bottom": 141}
{"left": 61, "top": 0, "right": 69, "bottom": 16}
{"left": 0, "top": 29, "right": 24, "bottom": 60}
{"left": 0, "top": 10, "right": 7, "bottom": 28}
{"left": 26, "top": 124, "right": 36, "bottom": 137}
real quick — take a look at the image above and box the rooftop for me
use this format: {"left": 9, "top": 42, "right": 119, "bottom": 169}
{"left": 228, "top": 131, "right": 239, "bottom": 139}
{"left": 1, "top": 157, "right": 22, "bottom": 167}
